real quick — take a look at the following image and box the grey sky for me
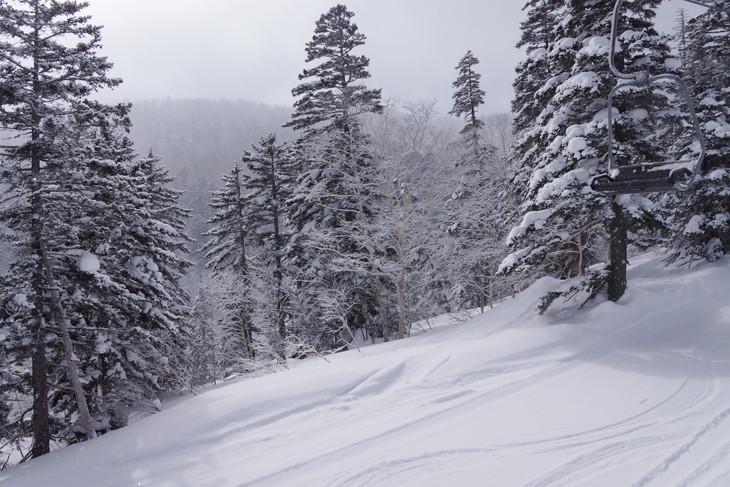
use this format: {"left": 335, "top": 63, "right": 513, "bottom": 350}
{"left": 86, "top": 0, "right": 705, "bottom": 116}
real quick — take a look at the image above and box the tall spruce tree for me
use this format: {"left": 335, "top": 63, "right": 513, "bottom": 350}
{"left": 668, "top": 0, "right": 730, "bottom": 262}
{"left": 449, "top": 50, "right": 486, "bottom": 135}
{"left": 1, "top": 100, "right": 194, "bottom": 452}
{"left": 445, "top": 50, "right": 509, "bottom": 311}
{"left": 285, "top": 4, "right": 383, "bottom": 348}
{"left": 200, "top": 163, "right": 256, "bottom": 360}
{"left": 61, "top": 135, "right": 193, "bottom": 438}
{"left": 242, "top": 134, "right": 293, "bottom": 342}
{"left": 510, "top": 0, "right": 564, "bottom": 218}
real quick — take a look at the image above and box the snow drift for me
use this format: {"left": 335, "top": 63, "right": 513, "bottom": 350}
{"left": 2, "top": 255, "right": 729, "bottom": 486}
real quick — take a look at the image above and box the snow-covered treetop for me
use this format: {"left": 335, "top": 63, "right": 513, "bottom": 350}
{"left": 285, "top": 4, "right": 382, "bottom": 135}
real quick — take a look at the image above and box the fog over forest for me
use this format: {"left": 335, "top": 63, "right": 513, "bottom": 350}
{"left": 130, "top": 102, "right": 291, "bottom": 231}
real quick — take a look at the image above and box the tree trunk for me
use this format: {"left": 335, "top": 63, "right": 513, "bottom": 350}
{"left": 377, "top": 277, "right": 389, "bottom": 342}
{"left": 30, "top": 323, "right": 50, "bottom": 458}
{"left": 270, "top": 150, "right": 286, "bottom": 344}
{"left": 487, "top": 266, "right": 495, "bottom": 309}
{"left": 607, "top": 200, "right": 628, "bottom": 302}
{"left": 577, "top": 231, "right": 587, "bottom": 277}
{"left": 29, "top": 28, "right": 51, "bottom": 456}
{"left": 396, "top": 273, "right": 407, "bottom": 340}
{"left": 31, "top": 195, "right": 50, "bottom": 456}
{"left": 38, "top": 237, "right": 97, "bottom": 441}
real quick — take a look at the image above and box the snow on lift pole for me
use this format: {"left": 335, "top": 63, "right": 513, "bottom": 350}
{"left": 590, "top": 0, "right": 707, "bottom": 195}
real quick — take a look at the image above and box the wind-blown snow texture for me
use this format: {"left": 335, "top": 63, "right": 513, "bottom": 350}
{"left": 3, "top": 255, "right": 730, "bottom": 486}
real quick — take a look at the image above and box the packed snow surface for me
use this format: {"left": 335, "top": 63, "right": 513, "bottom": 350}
{"left": 3, "top": 255, "right": 730, "bottom": 486}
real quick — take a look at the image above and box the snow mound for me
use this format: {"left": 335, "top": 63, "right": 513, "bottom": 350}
{"left": 3, "top": 255, "right": 730, "bottom": 487}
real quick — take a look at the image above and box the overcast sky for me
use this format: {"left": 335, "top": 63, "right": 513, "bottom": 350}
{"left": 85, "top": 0, "right": 706, "bottom": 116}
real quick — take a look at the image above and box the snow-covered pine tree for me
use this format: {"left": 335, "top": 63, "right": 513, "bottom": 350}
{"left": 445, "top": 50, "right": 511, "bottom": 311}
{"left": 668, "top": 0, "right": 730, "bottom": 262}
{"left": 0, "top": 0, "right": 120, "bottom": 456}
{"left": 512, "top": 0, "right": 564, "bottom": 137}
{"left": 500, "top": 1, "right": 566, "bottom": 296}
{"left": 201, "top": 163, "right": 249, "bottom": 272}
{"left": 242, "top": 134, "right": 293, "bottom": 345}
{"left": 510, "top": 0, "right": 565, "bottom": 238}
{"left": 449, "top": 50, "right": 486, "bottom": 135}
{"left": 66, "top": 114, "right": 193, "bottom": 437}
{"left": 199, "top": 163, "right": 257, "bottom": 362}
{"left": 112, "top": 149, "right": 194, "bottom": 384}
{"left": 285, "top": 4, "right": 382, "bottom": 136}
{"left": 502, "top": 0, "right": 678, "bottom": 308}
{"left": 285, "top": 4, "right": 384, "bottom": 348}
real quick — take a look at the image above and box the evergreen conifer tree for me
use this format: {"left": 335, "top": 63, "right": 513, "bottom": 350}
{"left": 200, "top": 163, "right": 257, "bottom": 360}
{"left": 510, "top": 0, "right": 564, "bottom": 216}
{"left": 2, "top": 101, "right": 194, "bottom": 448}
{"left": 285, "top": 4, "right": 383, "bottom": 348}
{"left": 242, "top": 134, "right": 294, "bottom": 342}
{"left": 668, "top": 0, "right": 730, "bottom": 262}
{"left": 445, "top": 50, "right": 509, "bottom": 311}
{"left": 449, "top": 50, "right": 486, "bottom": 135}
{"left": 0, "top": 1, "right": 193, "bottom": 455}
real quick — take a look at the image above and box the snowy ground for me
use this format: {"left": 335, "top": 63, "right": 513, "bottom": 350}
{"left": 2, "top": 255, "right": 730, "bottom": 486}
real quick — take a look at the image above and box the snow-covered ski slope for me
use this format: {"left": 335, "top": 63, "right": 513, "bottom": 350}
{"left": 3, "top": 255, "right": 730, "bottom": 486}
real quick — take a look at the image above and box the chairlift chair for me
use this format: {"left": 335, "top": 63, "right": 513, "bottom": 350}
{"left": 590, "top": 0, "right": 706, "bottom": 196}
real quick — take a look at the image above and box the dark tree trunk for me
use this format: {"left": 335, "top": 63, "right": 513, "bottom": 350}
{"left": 270, "top": 151, "right": 287, "bottom": 343}
{"left": 607, "top": 200, "right": 628, "bottom": 302}
{"left": 31, "top": 325, "right": 50, "bottom": 458}
{"left": 31, "top": 162, "right": 50, "bottom": 457}
{"left": 30, "top": 26, "right": 50, "bottom": 456}
{"left": 576, "top": 231, "right": 588, "bottom": 277}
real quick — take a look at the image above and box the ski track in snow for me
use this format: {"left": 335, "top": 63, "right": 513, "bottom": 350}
{"left": 633, "top": 407, "right": 730, "bottom": 487}
{"left": 519, "top": 334, "right": 727, "bottom": 487}
{"left": 675, "top": 438, "right": 730, "bottom": 487}
{"left": 326, "top": 449, "right": 503, "bottom": 487}
{"left": 243, "top": 267, "right": 730, "bottom": 487}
